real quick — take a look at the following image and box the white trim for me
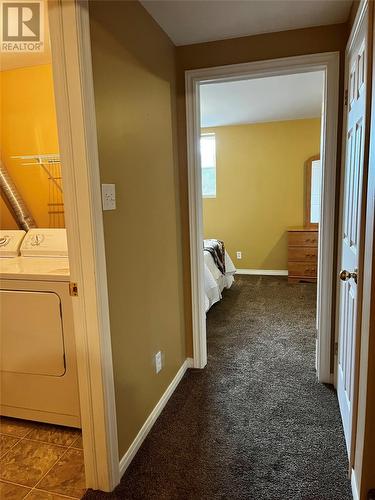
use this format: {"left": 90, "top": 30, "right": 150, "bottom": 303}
{"left": 186, "top": 52, "right": 339, "bottom": 381}
{"left": 351, "top": 469, "right": 359, "bottom": 500}
{"left": 235, "top": 269, "right": 288, "bottom": 276}
{"left": 315, "top": 54, "right": 340, "bottom": 385}
{"left": 347, "top": 0, "right": 369, "bottom": 53}
{"left": 48, "top": 0, "right": 119, "bottom": 491}
{"left": 186, "top": 77, "right": 207, "bottom": 370}
{"left": 119, "top": 359, "right": 193, "bottom": 477}
{"left": 186, "top": 357, "right": 194, "bottom": 368}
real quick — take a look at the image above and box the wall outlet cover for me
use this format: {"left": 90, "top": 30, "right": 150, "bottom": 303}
{"left": 155, "top": 351, "right": 163, "bottom": 374}
{"left": 101, "top": 184, "right": 116, "bottom": 211}
{"left": 236, "top": 251, "right": 242, "bottom": 259}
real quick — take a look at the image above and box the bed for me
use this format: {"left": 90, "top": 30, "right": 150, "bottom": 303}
{"left": 203, "top": 239, "right": 236, "bottom": 312}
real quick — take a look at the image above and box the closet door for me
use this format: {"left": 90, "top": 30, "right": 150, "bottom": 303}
{"left": 337, "top": 3, "right": 369, "bottom": 457}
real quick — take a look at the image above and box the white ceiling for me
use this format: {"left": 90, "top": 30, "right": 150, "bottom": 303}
{"left": 200, "top": 71, "right": 324, "bottom": 127}
{"left": 141, "top": 0, "right": 352, "bottom": 46}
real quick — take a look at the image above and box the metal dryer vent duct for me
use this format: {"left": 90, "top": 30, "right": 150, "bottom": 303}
{"left": 0, "top": 159, "right": 37, "bottom": 230}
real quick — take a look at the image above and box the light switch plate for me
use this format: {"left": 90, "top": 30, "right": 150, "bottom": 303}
{"left": 102, "top": 184, "right": 116, "bottom": 211}
{"left": 155, "top": 351, "right": 163, "bottom": 374}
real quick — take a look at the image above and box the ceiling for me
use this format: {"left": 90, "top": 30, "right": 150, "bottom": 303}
{"left": 141, "top": 0, "right": 352, "bottom": 46}
{"left": 200, "top": 71, "right": 324, "bottom": 127}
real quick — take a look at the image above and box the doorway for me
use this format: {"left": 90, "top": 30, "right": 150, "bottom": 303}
{"left": 1, "top": 0, "right": 119, "bottom": 494}
{"left": 186, "top": 52, "right": 340, "bottom": 384}
{"left": 0, "top": 3, "right": 84, "bottom": 497}
{"left": 199, "top": 71, "right": 324, "bottom": 312}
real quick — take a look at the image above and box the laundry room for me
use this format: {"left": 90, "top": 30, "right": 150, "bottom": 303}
{"left": 0, "top": 5, "right": 86, "bottom": 498}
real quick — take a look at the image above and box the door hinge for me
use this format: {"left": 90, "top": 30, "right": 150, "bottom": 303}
{"left": 69, "top": 282, "right": 78, "bottom": 296}
{"left": 344, "top": 89, "right": 348, "bottom": 106}
{"left": 334, "top": 341, "right": 338, "bottom": 355}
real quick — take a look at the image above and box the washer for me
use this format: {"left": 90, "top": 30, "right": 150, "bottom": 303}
{"left": 0, "top": 229, "right": 80, "bottom": 428}
{"left": 0, "top": 230, "right": 26, "bottom": 257}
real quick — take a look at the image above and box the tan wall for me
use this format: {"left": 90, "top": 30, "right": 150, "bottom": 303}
{"left": 202, "top": 119, "right": 321, "bottom": 270}
{"left": 89, "top": 0, "right": 185, "bottom": 458}
{"left": 176, "top": 23, "right": 348, "bottom": 356}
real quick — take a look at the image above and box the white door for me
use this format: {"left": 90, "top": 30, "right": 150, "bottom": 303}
{"left": 337, "top": 6, "right": 368, "bottom": 455}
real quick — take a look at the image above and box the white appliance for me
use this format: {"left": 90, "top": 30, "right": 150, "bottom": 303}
{"left": 0, "top": 230, "right": 26, "bottom": 257}
{"left": 21, "top": 228, "right": 68, "bottom": 257}
{"left": 0, "top": 228, "right": 80, "bottom": 427}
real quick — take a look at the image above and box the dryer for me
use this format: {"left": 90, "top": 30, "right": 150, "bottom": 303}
{"left": 0, "top": 229, "right": 80, "bottom": 427}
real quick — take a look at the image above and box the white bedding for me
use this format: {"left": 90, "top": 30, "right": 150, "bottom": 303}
{"left": 204, "top": 249, "right": 236, "bottom": 312}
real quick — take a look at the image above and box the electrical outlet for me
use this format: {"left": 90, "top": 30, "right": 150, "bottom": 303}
{"left": 236, "top": 251, "right": 242, "bottom": 260}
{"left": 101, "top": 184, "right": 116, "bottom": 211}
{"left": 155, "top": 351, "right": 163, "bottom": 374}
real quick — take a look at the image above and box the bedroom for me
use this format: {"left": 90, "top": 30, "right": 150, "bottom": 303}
{"left": 200, "top": 71, "right": 324, "bottom": 316}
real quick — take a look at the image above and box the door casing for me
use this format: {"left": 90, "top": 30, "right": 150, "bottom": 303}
{"left": 185, "top": 52, "right": 340, "bottom": 384}
{"left": 48, "top": 0, "right": 120, "bottom": 491}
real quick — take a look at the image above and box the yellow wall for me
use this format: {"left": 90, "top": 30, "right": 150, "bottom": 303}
{"left": 0, "top": 64, "right": 61, "bottom": 229}
{"left": 89, "top": 0, "right": 185, "bottom": 458}
{"left": 202, "top": 119, "right": 321, "bottom": 270}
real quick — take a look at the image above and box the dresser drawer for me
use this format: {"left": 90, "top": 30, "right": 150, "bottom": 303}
{"left": 288, "top": 262, "right": 317, "bottom": 278}
{"left": 288, "top": 231, "right": 318, "bottom": 247}
{"left": 288, "top": 247, "right": 318, "bottom": 262}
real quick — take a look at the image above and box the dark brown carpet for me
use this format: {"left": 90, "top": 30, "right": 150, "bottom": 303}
{"left": 84, "top": 275, "right": 352, "bottom": 499}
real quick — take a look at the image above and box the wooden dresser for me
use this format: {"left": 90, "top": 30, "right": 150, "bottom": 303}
{"left": 287, "top": 227, "right": 318, "bottom": 283}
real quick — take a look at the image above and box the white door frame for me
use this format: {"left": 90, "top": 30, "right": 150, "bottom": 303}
{"left": 185, "top": 52, "right": 340, "bottom": 383}
{"left": 48, "top": 0, "right": 119, "bottom": 491}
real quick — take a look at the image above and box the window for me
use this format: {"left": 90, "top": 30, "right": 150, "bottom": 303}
{"left": 200, "top": 134, "right": 216, "bottom": 198}
{"left": 310, "top": 159, "right": 322, "bottom": 223}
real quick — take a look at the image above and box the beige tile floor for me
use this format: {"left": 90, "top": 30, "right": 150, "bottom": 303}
{"left": 0, "top": 417, "right": 86, "bottom": 500}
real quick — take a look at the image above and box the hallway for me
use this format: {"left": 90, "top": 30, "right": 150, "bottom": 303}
{"left": 85, "top": 276, "right": 352, "bottom": 499}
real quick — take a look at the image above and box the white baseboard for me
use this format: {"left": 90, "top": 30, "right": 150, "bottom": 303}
{"left": 351, "top": 469, "right": 359, "bottom": 500}
{"left": 186, "top": 357, "right": 194, "bottom": 368}
{"left": 119, "top": 358, "right": 192, "bottom": 477}
{"left": 236, "top": 269, "right": 288, "bottom": 276}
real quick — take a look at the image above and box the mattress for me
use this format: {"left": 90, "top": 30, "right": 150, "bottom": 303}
{"left": 204, "top": 250, "right": 236, "bottom": 312}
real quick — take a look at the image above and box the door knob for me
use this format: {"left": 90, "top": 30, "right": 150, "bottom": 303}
{"left": 339, "top": 269, "right": 358, "bottom": 284}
